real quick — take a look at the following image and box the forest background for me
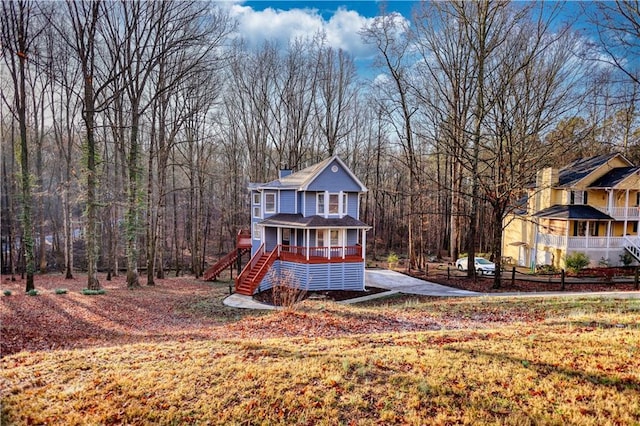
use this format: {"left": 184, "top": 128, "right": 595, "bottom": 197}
{"left": 1, "top": 0, "right": 639, "bottom": 291}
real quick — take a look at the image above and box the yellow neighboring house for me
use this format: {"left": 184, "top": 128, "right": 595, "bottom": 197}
{"left": 503, "top": 154, "right": 640, "bottom": 269}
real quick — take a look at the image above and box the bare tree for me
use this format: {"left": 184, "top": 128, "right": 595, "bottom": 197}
{"left": 55, "top": 0, "right": 119, "bottom": 290}
{"left": 314, "top": 44, "right": 358, "bottom": 156}
{"left": 1, "top": 0, "right": 43, "bottom": 291}
{"left": 361, "top": 12, "right": 425, "bottom": 269}
{"left": 586, "top": 0, "right": 640, "bottom": 86}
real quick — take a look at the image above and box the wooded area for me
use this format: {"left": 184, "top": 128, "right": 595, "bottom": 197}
{"left": 1, "top": 0, "right": 639, "bottom": 290}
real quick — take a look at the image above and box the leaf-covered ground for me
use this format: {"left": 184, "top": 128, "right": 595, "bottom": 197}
{"left": 1, "top": 273, "right": 639, "bottom": 424}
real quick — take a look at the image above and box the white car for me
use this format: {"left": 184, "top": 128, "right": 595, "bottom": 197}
{"left": 455, "top": 257, "right": 496, "bottom": 276}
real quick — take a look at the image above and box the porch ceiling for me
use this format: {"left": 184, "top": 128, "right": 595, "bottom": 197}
{"left": 533, "top": 204, "right": 614, "bottom": 220}
{"left": 259, "top": 213, "right": 370, "bottom": 229}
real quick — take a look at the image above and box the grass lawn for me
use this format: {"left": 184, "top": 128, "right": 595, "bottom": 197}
{"left": 1, "top": 275, "right": 639, "bottom": 425}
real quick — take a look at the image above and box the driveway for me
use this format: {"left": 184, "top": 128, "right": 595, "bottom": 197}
{"left": 364, "top": 269, "right": 640, "bottom": 300}
{"left": 365, "top": 269, "right": 480, "bottom": 297}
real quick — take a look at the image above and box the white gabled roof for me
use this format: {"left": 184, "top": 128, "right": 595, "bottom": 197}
{"left": 253, "top": 156, "right": 368, "bottom": 192}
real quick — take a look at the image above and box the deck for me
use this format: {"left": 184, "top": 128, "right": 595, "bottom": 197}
{"left": 278, "top": 245, "right": 363, "bottom": 264}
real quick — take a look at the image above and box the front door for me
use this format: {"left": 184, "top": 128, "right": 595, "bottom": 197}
{"left": 282, "top": 228, "right": 291, "bottom": 246}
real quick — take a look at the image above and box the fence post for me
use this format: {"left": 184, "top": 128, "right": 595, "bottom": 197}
{"left": 561, "top": 269, "right": 566, "bottom": 291}
{"left": 635, "top": 267, "right": 639, "bottom": 290}
{"left": 511, "top": 267, "right": 516, "bottom": 287}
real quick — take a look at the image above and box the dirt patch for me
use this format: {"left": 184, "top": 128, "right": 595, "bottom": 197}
{"left": 253, "top": 286, "right": 389, "bottom": 305}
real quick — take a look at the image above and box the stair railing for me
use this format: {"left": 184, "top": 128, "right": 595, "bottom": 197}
{"left": 250, "top": 247, "right": 279, "bottom": 286}
{"left": 624, "top": 236, "right": 640, "bottom": 261}
{"left": 236, "top": 243, "right": 265, "bottom": 290}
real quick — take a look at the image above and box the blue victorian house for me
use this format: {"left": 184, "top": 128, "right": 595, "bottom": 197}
{"left": 205, "top": 156, "right": 370, "bottom": 296}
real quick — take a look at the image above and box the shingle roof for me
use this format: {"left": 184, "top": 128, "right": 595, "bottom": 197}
{"left": 557, "top": 154, "right": 616, "bottom": 187}
{"left": 260, "top": 158, "right": 334, "bottom": 189}
{"left": 588, "top": 167, "right": 640, "bottom": 188}
{"left": 252, "top": 156, "right": 367, "bottom": 192}
{"left": 533, "top": 205, "right": 613, "bottom": 220}
{"left": 259, "top": 213, "right": 370, "bottom": 228}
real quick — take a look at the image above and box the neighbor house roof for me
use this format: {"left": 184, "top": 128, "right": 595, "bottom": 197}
{"left": 533, "top": 205, "right": 613, "bottom": 220}
{"left": 251, "top": 156, "right": 368, "bottom": 192}
{"left": 588, "top": 166, "right": 640, "bottom": 188}
{"left": 259, "top": 213, "right": 370, "bottom": 229}
{"left": 557, "top": 154, "right": 615, "bottom": 187}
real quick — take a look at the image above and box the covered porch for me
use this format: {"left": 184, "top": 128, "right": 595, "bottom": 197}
{"left": 258, "top": 213, "right": 370, "bottom": 264}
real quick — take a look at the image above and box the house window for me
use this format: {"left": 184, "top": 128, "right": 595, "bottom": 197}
{"left": 265, "top": 192, "right": 276, "bottom": 213}
{"left": 317, "top": 193, "right": 325, "bottom": 215}
{"left": 633, "top": 221, "right": 638, "bottom": 233}
{"left": 329, "top": 194, "right": 339, "bottom": 214}
{"left": 574, "top": 221, "right": 587, "bottom": 237}
{"left": 636, "top": 192, "right": 640, "bottom": 206}
{"left": 253, "top": 223, "right": 261, "bottom": 239}
{"left": 317, "top": 230, "right": 325, "bottom": 246}
{"left": 330, "top": 229, "right": 340, "bottom": 246}
{"left": 570, "top": 190, "right": 587, "bottom": 205}
{"left": 253, "top": 206, "right": 261, "bottom": 218}
{"left": 589, "top": 221, "right": 600, "bottom": 237}
{"left": 342, "top": 193, "right": 348, "bottom": 215}
{"left": 253, "top": 192, "right": 261, "bottom": 206}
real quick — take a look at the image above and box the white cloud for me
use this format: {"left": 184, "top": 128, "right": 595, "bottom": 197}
{"left": 226, "top": 3, "right": 378, "bottom": 59}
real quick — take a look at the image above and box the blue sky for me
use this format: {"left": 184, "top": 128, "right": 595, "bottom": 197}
{"left": 222, "top": 0, "right": 415, "bottom": 61}
{"left": 243, "top": 1, "right": 416, "bottom": 19}
{"left": 221, "top": 1, "right": 599, "bottom": 77}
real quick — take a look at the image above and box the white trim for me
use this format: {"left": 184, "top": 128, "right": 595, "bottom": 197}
{"left": 341, "top": 192, "right": 348, "bottom": 217}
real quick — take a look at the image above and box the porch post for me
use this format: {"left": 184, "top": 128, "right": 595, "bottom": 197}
{"left": 586, "top": 221, "right": 590, "bottom": 249}
{"left": 306, "top": 229, "right": 310, "bottom": 261}
{"left": 608, "top": 189, "right": 614, "bottom": 214}
{"left": 624, "top": 189, "right": 630, "bottom": 236}
{"left": 361, "top": 229, "right": 367, "bottom": 261}
{"left": 606, "top": 220, "right": 611, "bottom": 261}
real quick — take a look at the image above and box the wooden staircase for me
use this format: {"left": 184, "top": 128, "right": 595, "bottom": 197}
{"left": 203, "top": 230, "right": 252, "bottom": 281}
{"left": 235, "top": 245, "right": 278, "bottom": 295}
{"left": 623, "top": 236, "right": 640, "bottom": 263}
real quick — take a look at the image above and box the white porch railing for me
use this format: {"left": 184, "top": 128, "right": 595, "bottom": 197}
{"left": 594, "top": 206, "right": 640, "bottom": 219}
{"left": 537, "top": 234, "right": 638, "bottom": 249}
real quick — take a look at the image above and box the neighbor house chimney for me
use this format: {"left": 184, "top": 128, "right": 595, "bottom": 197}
{"left": 279, "top": 165, "right": 292, "bottom": 179}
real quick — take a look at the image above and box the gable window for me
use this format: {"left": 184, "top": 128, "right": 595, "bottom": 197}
{"left": 265, "top": 192, "right": 276, "bottom": 213}
{"left": 317, "top": 193, "right": 325, "bottom": 215}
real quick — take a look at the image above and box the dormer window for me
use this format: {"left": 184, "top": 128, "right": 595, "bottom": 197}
{"left": 265, "top": 192, "right": 276, "bottom": 213}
